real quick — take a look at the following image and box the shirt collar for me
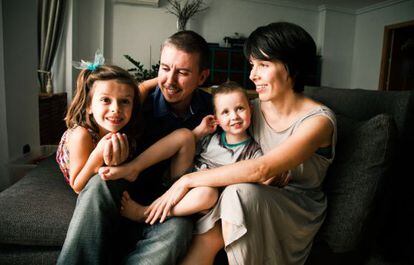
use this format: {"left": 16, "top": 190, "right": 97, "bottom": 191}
{"left": 152, "top": 86, "right": 207, "bottom": 119}
{"left": 221, "top": 131, "right": 251, "bottom": 148}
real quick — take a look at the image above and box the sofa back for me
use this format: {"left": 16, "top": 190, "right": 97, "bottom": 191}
{"left": 304, "top": 86, "right": 414, "bottom": 265}
{"left": 304, "top": 86, "right": 413, "bottom": 139}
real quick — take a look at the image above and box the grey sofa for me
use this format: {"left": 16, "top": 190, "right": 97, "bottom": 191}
{"left": 0, "top": 86, "right": 413, "bottom": 265}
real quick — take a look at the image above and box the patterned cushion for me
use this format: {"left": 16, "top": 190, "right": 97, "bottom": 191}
{"left": 318, "top": 114, "right": 397, "bottom": 252}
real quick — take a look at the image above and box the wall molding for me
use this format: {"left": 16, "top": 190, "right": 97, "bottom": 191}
{"left": 240, "top": 0, "right": 408, "bottom": 15}
{"left": 240, "top": 0, "right": 355, "bottom": 14}
{"left": 318, "top": 4, "right": 355, "bottom": 15}
{"left": 356, "top": 0, "right": 407, "bottom": 14}
{"left": 238, "top": 0, "right": 318, "bottom": 12}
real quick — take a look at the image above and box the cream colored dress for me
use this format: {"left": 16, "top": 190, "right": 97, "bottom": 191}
{"left": 195, "top": 98, "right": 336, "bottom": 265}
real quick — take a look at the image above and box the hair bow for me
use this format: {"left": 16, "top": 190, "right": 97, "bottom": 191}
{"left": 73, "top": 49, "right": 105, "bottom": 71}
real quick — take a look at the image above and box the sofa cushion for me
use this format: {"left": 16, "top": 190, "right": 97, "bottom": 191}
{"left": 318, "top": 113, "right": 397, "bottom": 253}
{"left": 0, "top": 156, "right": 77, "bottom": 246}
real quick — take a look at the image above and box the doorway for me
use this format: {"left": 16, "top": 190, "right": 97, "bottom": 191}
{"left": 379, "top": 20, "right": 414, "bottom": 91}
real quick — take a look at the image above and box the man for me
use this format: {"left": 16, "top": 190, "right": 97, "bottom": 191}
{"left": 57, "top": 30, "right": 212, "bottom": 265}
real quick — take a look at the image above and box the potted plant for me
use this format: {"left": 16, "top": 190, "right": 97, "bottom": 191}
{"left": 124, "top": 55, "right": 159, "bottom": 82}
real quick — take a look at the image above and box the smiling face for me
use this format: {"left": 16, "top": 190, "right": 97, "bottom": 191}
{"left": 214, "top": 91, "right": 252, "bottom": 144}
{"left": 249, "top": 58, "right": 294, "bottom": 102}
{"left": 158, "top": 45, "right": 209, "bottom": 113}
{"left": 88, "top": 80, "right": 134, "bottom": 137}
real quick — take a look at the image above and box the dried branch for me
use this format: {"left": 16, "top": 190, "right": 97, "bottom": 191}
{"left": 166, "top": 0, "right": 208, "bottom": 30}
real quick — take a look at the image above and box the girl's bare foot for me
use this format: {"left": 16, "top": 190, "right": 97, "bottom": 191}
{"left": 120, "top": 191, "right": 148, "bottom": 222}
{"left": 99, "top": 164, "right": 138, "bottom": 182}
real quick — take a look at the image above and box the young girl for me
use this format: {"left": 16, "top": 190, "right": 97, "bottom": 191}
{"left": 98, "top": 81, "right": 266, "bottom": 224}
{"left": 56, "top": 62, "right": 142, "bottom": 194}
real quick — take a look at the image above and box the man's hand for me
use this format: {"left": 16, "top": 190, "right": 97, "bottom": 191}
{"left": 262, "top": 171, "right": 292, "bottom": 187}
{"left": 103, "top": 133, "right": 129, "bottom": 166}
{"left": 192, "top": 115, "right": 217, "bottom": 141}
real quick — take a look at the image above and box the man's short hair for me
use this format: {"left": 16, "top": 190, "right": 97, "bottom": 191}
{"left": 162, "top": 30, "right": 210, "bottom": 71}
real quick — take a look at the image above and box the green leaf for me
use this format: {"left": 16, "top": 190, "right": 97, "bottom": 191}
{"left": 124, "top": 54, "right": 159, "bottom": 82}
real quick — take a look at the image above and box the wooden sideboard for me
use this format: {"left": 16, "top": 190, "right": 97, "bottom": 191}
{"left": 38, "top": 93, "right": 67, "bottom": 145}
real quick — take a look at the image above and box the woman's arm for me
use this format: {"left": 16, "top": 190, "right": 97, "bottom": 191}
{"left": 68, "top": 127, "right": 110, "bottom": 193}
{"left": 144, "top": 115, "right": 334, "bottom": 223}
{"left": 188, "top": 115, "right": 333, "bottom": 186}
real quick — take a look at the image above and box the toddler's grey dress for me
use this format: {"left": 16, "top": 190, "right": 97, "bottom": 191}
{"left": 195, "top": 99, "right": 337, "bottom": 265}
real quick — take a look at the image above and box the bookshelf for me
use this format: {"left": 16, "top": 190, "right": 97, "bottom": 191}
{"left": 206, "top": 44, "right": 254, "bottom": 89}
{"left": 206, "top": 43, "right": 322, "bottom": 90}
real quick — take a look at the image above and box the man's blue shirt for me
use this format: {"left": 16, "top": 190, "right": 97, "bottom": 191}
{"left": 140, "top": 87, "right": 213, "bottom": 148}
{"left": 131, "top": 87, "right": 212, "bottom": 203}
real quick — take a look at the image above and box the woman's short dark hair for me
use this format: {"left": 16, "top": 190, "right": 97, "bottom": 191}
{"left": 244, "top": 22, "right": 317, "bottom": 93}
{"left": 162, "top": 30, "right": 210, "bottom": 71}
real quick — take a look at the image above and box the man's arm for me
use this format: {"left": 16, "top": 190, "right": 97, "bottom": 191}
{"left": 138, "top": 77, "right": 158, "bottom": 103}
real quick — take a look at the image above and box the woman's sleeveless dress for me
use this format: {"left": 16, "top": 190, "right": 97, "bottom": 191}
{"left": 195, "top": 98, "right": 337, "bottom": 265}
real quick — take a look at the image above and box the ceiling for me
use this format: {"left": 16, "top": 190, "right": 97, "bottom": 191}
{"left": 257, "top": 0, "right": 395, "bottom": 11}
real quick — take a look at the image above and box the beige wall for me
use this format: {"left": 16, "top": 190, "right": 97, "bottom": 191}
{"left": 352, "top": 0, "right": 414, "bottom": 90}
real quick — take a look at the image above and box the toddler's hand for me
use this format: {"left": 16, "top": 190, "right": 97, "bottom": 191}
{"left": 193, "top": 115, "right": 217, "bottom": 140}
{"left": 203, "top": 115, "right": 218, "bottom": 134}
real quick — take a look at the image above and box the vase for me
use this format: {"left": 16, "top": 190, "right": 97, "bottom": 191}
{"left": 46, "top": 76, "right": 53, "bottom": 94}
{"left": 177, "top": 17, "right": 188, "bottom": 31}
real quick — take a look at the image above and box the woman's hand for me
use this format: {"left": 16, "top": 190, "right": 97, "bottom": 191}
{"left": 103, "top": 133, "right": 129, "bottom": 166}
{"left": 144, "top": 176, "right": 191, "bottom": 225}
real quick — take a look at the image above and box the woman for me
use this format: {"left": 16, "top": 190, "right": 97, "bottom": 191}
{"left": 145, "top": 22, "right": 336, "bottom": 265}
